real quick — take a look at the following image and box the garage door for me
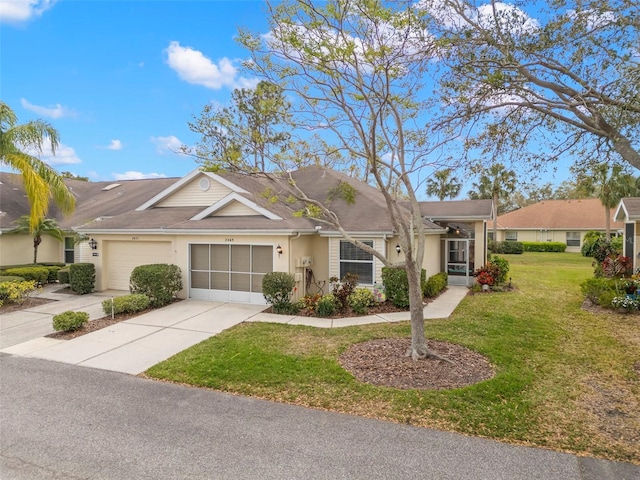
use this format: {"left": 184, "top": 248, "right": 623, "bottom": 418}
{"left": 189, "top": 244, "right": 272, "bottom": 304}
{"left": 106, "top": 241, "right": 173, "bottom": 290}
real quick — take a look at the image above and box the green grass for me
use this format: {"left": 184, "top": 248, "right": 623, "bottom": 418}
{"left": 146, "top": 252, "right": 640, "bottom": 463}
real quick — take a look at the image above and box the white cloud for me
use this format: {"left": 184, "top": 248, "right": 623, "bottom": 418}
{"left": 150, "top": 135, "right": 184, "bottom": 155}
{"left": 101, "top": 139, "right": 122, "bottom": 150}
{"left": 21, "top": 98, "right": 75, "bottom": 119}
{"left": 24, "top": 137, "right": 82, "bottom": 166}
{"left": 0, "top": 0, "right": 57, "bottom": 23}
{"left": 164, "top": 41, "right": 256, "bottom": 90}
{"left": 417, "top": 0, "right": 539, "bottom": 35}
{"left": 112, "top": 171, "right": 167, "bottom": 180}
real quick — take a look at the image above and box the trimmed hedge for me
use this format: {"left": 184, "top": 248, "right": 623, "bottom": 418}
{"left": 381, "top": 267, "right": 427, "bottom": 308}
{"left": 130, "top": 264, "right": 183, "bottom": 308}
{"left": 522, "top": 241, "right": 567, "bottom": 252}
{"left": 489, "top": 241, "right": 525, "bottom": 254}
{"left": 57, "top": 267, "right": 70, "bottom": 284}
{"left": 46, "top": 266, "right": 62, "bottom": 283}
{"left": 423, "top": 272, "right": 448, "bottom": 298}
{"left": 52, "top": 311, "right": 89, "bottom": 332}
{"left": 70, "top": 263, "right": 96, "bottom": 294}
{"left": 0, "top": 276, "right": 25, "bottom": 283}
{"left": 3, "top": 266, "right": 49, "bottom": 285}
{"left": 102, "top": 294, "right": 150, "bottom": 315}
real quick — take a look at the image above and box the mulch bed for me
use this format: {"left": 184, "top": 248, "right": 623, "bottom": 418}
{"left": 339, "top": 337, "right": 495, "bottom": 390}
{"left": 0, "top": 296, "right": 55, "bottom": 313}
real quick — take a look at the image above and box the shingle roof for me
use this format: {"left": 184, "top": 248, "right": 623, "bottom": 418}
{"left": 1, "top": 168, "right": 448, "bottom": 235}
{"left": 419, "top": 199, "right": 494, "bottom": 220}
{"left": 496, "top": 198, "right": 623, "bottom": 230}
{"left": 615, "top": 197, "right": 640, "bottom": 221}
{"left": 0, "top": 172, "right": 177, "bottom": 230}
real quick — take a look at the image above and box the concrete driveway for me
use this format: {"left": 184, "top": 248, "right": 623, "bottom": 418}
{"left": 1, "top": 284, "right": 468, "bottom": 375}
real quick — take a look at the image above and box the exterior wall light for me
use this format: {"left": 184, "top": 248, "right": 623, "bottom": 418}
{"left": 88, "top": 238, "right": 98, "bottom": 250}
{"left": 276, "top": 244, "right": 283, "bottom": 256}
{"left": 395, "top": 244, "right": 401, "bottom": 256}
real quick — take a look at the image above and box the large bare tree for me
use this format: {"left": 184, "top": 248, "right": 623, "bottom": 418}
{"left": 419, "top": 0, "right": 640, "bottom": 172}
{"left": 233, "top": 0, "right": 447, "bottom": 360}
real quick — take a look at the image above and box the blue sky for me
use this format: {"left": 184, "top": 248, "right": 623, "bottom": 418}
{"left": 1, "top": 0, "right": 268, "bottom": 181}
{"left": 1, "top": 0, "right": 579, "bottom": 196}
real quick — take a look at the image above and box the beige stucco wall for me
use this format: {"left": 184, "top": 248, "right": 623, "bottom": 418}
{"left": 0, "top": 234, "right": 64, "bottom": 266}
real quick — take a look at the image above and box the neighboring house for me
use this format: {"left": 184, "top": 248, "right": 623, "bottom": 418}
{"left": 0, "top": 168, "right": 492, "bottom": 303}
{"left": 614, "top": 198, "right": 640, "bottom": 270}
{"left": 495, "top": 198, "right": 623, "bottom": 253}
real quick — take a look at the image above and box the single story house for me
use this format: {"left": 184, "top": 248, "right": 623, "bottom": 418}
{"left": 614, "top": 198, "right": 640, "bottom": 269}
{"left": 494, "top": 198, "right": 622, "bottom": 253}
{"left": 1, "top": 168, "right": 493, "bottom": 303}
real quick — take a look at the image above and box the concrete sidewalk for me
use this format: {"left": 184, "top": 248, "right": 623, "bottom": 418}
{"left": 0, "top": 285, "right": 467, "bottom": 375}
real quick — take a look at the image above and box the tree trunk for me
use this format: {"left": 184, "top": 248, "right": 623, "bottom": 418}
{"left": 405, "top": 259, "right": 432, "bottom": 360}
{"left": 492, "top": 191, "right": 498, "bottom": 242}
{"left": 33, "top": 236, "right": 41, "bottom": 264}
{"left": 605, "top": 206, "right": 611, "bottom": 239}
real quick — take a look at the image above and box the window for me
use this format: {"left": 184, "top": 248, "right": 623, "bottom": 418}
{"left": 64, "top": 237, "right": 75, "bottom": 263}
{"left": 566, "top": 232, "right": 581, "bottom": 247}
{"left": 339, "top": 240, "right": 373, "bottom": 284}
{"left": 505, "top": 231, "right": 518, "bottom": 242}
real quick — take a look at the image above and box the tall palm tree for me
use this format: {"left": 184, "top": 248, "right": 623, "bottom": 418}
{"left": 0, "top": 101, "right": 75, "bottom": 232}
{"left": 9, "top": 216, "right": 65, "bottom": 264}
{"left": 426, "top": 168, "right": 462, "bottom": 201}
{"left": 468, "top": 163, "right": 518, "bottom": 241}
{"left": 580, "top": 163, "right": 639, "bottom": 238}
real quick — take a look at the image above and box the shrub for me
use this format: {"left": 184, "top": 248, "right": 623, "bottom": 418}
{"left": 316, "top": 294, "right": 338, "bottom": 317}
{"left": 70, "top": 263, "right": 96, "bottom": 294}
{"left": 52, "top": 311, "right": 89, "bottom": 332}
{"left": 580, "top": 277, "right": 619, "bottom": 305}
{"left": 45, "top": 265, "right": 62, "bottom": 283}
{"left": 474, "top": 263, "right": 502, "bottom": 286}
{"left": 381, "top": 267, "right": 426, "bottom": 308}
{"left": 102, "top": 294, "right": 150, "bottom": 315}
{"left": 130, "top": 264, "right": 183, "bottom": 308}
{"left": 262, "top": 271, "right": 296, "bottom": 313}
{"left": 300, "top": 293, "right": 322, "bottom": 311}
{"left": 601, "top": 254, "right": 633, "bottom": 278}
{"left": 348, "top": 288, "right": 375, "bottom": 314}
{"left": 522, "top": 242, "right": 566, "bottom": 252}
{"left": 4, "top": 266, "right": 49, "bottom": 285}
{"left": 489, "top": 241, "right": 524, "bottom": 254}
{"left": 330, "top": 273, "right": 358, "bottom": 311}
{"left": 582, "top": 231, "right": 604, "bottom": 257}
{"left": 0, "top": 280, "right": 39, "bottom": 307}
{"left": 488, "top": 256, "right": 510, "bottom": 285}
{"left": 423, "top": 272, "right": 448, "bottom": 298}
{"left": 57, "top": 267, "right": 70, "bottom": 284}
{"left": 0, "top": 276, "right": 25, "bottom": 283}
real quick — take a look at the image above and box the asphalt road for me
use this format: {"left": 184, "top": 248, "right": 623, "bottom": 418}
{"left": 1, "top": 354, "right": 638, "bottom": 480}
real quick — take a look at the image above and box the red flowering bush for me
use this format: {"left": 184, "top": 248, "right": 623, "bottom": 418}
{"left": 476, "top": 271, "right": 495, "bottom": 286}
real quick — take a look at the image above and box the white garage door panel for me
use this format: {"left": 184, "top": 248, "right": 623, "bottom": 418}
{"left": 107, "top": 241, "right": 172, "bottom": 290}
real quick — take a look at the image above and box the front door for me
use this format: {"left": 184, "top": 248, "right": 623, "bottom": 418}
{"left": 445, "top": 239, "right": 474, "bottom": 286}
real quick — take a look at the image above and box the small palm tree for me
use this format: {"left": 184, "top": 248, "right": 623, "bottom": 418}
{"left": 468, "top": 163, "right": 518, "bottom": 240}
{"left": 579, "top": 163, "right": 639, "bottom": 238}
{"left": 9, "top": 216, "right": 65, "bottom": 264}
{"left": 426, "top": 168, "right": 462, "bottom": 201}
{"left": 0, "top": 101, "right": 75, "bottom": 232}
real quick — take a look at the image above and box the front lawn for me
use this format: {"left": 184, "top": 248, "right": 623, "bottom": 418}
{"left": 146, "top": 252, "right": 640, "bottom": 463}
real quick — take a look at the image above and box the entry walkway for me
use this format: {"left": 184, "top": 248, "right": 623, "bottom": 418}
{"left": 1, "top": 286, "right": 468, "bottom": 375}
